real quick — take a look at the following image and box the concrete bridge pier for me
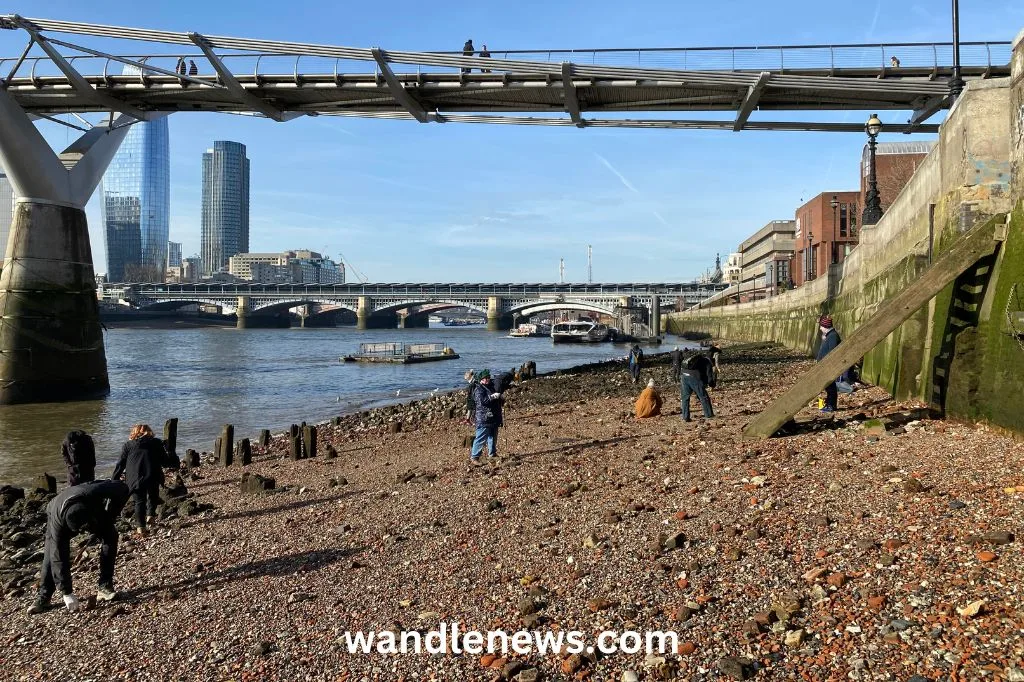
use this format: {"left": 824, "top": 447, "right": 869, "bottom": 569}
{"left": 236, "top": 296, "right": 251, "bottom": 329}
{"left": 356, "top": 296, "right": 398, "bottom": 329}
{"left": 397, "top": 310, "right": 429, "bottom": 328}
{"left": 486, "top": 296, "right": 513, "bottom": 331}
{"left": 0, "top": 89, "right": 137, "bottom": 404}
{"left": 651, "top": 295, "right": 661, "bottom": 336}
{"left": 356, "top": 296, "right": 371, "bottom": 330}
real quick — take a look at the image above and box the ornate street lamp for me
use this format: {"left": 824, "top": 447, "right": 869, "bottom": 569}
{"left": 951, "top": 0, "right": 963, "bottom": 99}
{"left": 830, "top": 194, "right": 840, "bottom": 263}
{"left": 862, "top": 114, "right": 884, "bottom": 226}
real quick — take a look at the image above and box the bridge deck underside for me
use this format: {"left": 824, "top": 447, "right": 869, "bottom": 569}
{"left": 9, "top": 69, "right": 993, "bottom": 117}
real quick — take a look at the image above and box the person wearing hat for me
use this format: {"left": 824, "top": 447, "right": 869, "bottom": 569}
{"left": 469, "top": 370, "right": 502, "bottom": 463}
{"left": 816, "top": 314, "right": 842, "bottom": 412}
{"left": 28, "top": 479, "right": 130, "bottom": 614}
{"left": 634, "top": 378, "right": 663, "bottom": 419}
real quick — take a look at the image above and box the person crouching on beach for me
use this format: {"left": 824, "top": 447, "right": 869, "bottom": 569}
{"left": 111, "top": 424, "right": 166, "bottom": 536}
{"left": 635, "top": 378, "right": 663, "bottom": 419}
{"left": 28, "top": 479, "right": 129, "bottom": 614}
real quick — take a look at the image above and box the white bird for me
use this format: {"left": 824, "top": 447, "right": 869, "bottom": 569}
{"left": 396, "top": 389, "right": 401, "bottom": 396}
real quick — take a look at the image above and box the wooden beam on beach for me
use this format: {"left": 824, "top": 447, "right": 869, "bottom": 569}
{"left": 743, "top": 216, "right": 1007, "bottom": 439}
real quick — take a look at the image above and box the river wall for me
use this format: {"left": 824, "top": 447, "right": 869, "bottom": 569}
{"left": 668, "top": 30, "right": 1024, "bottom": 435}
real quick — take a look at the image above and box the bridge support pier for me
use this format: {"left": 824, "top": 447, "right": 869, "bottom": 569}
{"left": 236, "top": 296, "right": 251, "bottom": 329}
{"left": 356, "top": 296, "right": 371, "bottom": 330}
{"left": 0, "top": 88, "right": 136, "bottom": 404}
{"left": 651, "top": 294, "right": 662, "bottom": 337}
{"left": 486, "top": 296, "right": 513, "bottom": 331}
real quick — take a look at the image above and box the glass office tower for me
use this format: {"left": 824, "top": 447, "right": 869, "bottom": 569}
{"left": 100, "top": 67, "right": 170, "bottom": 282}
{"left": 201, "top": 141, "right": 250, "bottom": 276}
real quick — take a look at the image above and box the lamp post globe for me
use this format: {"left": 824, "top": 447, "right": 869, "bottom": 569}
{"left": 862, "top": 114, "right": 884, "bottom": 226}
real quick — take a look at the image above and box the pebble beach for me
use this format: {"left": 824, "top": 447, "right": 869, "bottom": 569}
{"left": 1, "top": 342, "right": 1022, "bottom": 681}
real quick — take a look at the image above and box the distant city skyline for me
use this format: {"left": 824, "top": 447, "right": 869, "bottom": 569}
{"left": 201, "top": 141, "right": 250, "bottom": 276}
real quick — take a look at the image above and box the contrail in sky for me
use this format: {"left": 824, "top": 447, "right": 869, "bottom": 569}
{"left": 595, "top": 153, "right": 639, "bottom": 194}
{"left": 594, "top": 153, "right": 670, "bottom": 226}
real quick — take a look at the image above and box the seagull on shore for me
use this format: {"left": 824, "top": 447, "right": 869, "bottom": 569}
{"left": 396, "top": 389, "right": 401, "bottom": 397}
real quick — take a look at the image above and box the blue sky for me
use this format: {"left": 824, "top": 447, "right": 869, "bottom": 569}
{"left": 5, "top": 0, "right": 1023, "bottom": 282}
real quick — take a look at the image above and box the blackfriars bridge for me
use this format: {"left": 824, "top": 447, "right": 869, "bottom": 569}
{"left": 0, "top": 15, "right": 1013, "bottom": 403}
{"left": 101, "top": 282, "right": 727, "bottom": 331}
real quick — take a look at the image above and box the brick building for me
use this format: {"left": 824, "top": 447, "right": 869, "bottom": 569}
{"left": 860, "top": 141, "right": 935, "bottom": 217}
{"left": 790, "top": 191, "right": 860, "bottom": 287}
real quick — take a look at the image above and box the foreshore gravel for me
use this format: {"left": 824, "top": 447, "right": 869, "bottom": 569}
{"left": 1, "top": 342, "right": 1022, "bottom": 681}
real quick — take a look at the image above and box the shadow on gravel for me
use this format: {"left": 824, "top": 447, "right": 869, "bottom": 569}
{"left": 517, "top": 433, "right": 651, "bottom": 459}
{"left": 177, "top": 489, "right": 365, "bottom": 530}
{"left": 120, "top": 545, "right": 368, "bottom": 602}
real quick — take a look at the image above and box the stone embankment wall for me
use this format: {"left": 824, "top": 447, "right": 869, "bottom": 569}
{"left": 668, "top": 30, "right": 1024, "bottom": 435}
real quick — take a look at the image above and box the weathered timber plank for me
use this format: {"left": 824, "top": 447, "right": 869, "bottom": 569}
{"left": 743, "top": 217, "right": 1006, "bottom": 439}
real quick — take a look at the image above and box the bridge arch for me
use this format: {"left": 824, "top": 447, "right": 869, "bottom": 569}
{"left": 508, "top": 300, "right": 618, "bottom": 318}
{"left": 250, "top": 299, "right": 358, "bottom": 315}
{"left": 137, "top": 298, "right": 236, "bottom": 313}
{"left": 371, "top": 299, "right": 488, "bottom": 317}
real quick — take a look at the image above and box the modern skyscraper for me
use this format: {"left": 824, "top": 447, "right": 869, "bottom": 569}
{"left": 167, "top": 241, "right": 182, "bottom": 268}
{"left": 100, "top": 66, "right": 170, "bottom": 282}
{"left": 0, "top": 170, "right": 14, "bottom": 267}
{"left": 201, "top": 141, "right": 250, "bottom": 276}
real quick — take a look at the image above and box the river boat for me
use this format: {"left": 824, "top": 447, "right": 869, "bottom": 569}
{"left": 551, "top": 320, "right": 611, "bottom": 344}
{"left": 508, "top": 322, "right": 552, "bottom": 338}
{"left": 341, "top": 342, "right": 460, "bottom": 364}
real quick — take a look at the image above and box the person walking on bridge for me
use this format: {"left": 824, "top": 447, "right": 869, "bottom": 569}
{"left": 479, "top": 44, "right": 492, "bottom": 73}
{"left": 461, "top": 40, "right": 475, "bottom": 74}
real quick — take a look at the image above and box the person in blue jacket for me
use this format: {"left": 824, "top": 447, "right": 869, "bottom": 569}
{"left": 816, "top": 314, "right": 842, "bottom": 412}
{"left": 470, "top": 370, "right": 503, "bottom": 464}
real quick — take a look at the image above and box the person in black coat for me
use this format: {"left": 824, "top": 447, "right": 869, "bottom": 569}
{"left": 28, "top": 479, "right": 130, "bottom": 614}
{"left": 479, "top": 43, "right": 492, "bottom": 73}
{"left": 61, "top": 430, "right": 96, "bottom": 486}
{"left": 816, "top": 314, "right": 842, "bottom": 412}
{"left": 461, "top": 39, "right": 474, "bottom": 74}
{"left": 112, "top": 424, "right": 166, "bottom": 535}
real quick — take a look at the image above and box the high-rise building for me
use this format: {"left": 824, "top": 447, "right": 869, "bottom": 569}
{"left": 167, "top": 241, "right": 182, "bottom": 268}
{"left": 201, "top": 141, "right": 250, "bottom": 276}
{"left": 229, "top": 250, "right": 345, "bottom": 284}
{"left": 0, "top": 170, "right": 14, "bottom": 267}
{"left": 100, "top": 66, "right": 170, "bottom": 282}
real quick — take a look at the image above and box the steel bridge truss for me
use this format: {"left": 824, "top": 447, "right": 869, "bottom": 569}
{"left": 0, "top": 15, "right": 1013, "bottom": 133}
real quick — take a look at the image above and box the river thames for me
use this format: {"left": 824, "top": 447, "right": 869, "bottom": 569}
{"left": 0, "top": 325, "right": 689, "bottom": 482}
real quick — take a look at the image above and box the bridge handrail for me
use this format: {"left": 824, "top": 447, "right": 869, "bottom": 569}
{"left": 1, "top": 40, "right": 1010, "bottom": 82}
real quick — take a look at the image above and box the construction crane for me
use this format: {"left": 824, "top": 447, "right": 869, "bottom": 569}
{"left": 338, "top": 251, "right": 368, "bottom": 284}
